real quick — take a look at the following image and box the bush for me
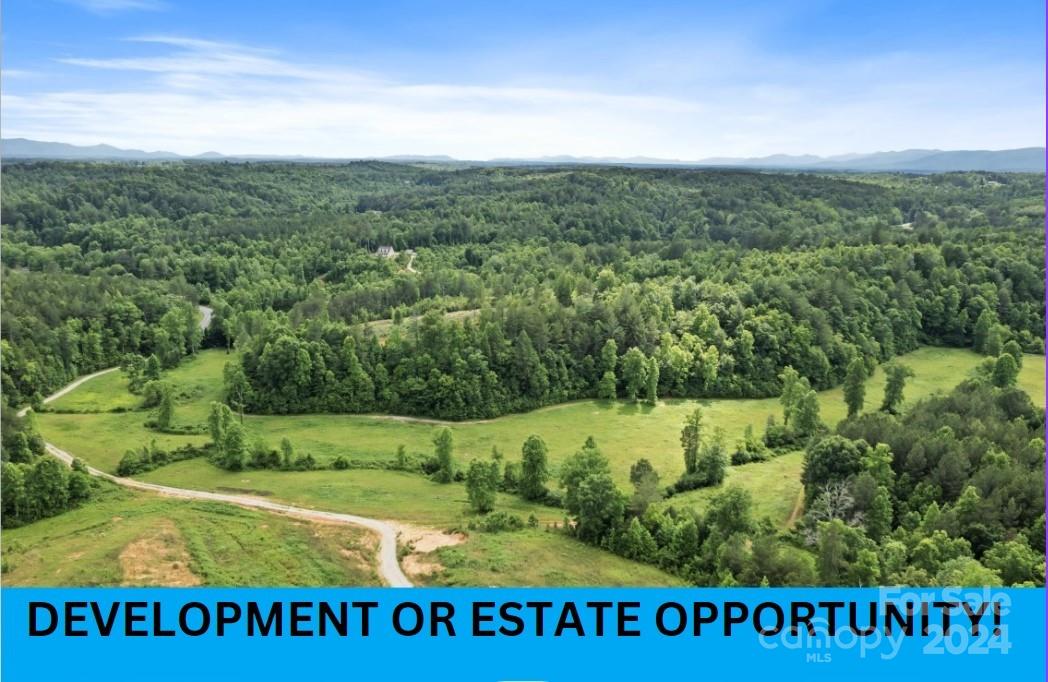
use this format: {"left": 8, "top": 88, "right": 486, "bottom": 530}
{"left": 469, "top": 511, "right": 525, "bottom": 533}
{"left": 732, "top": 425, "right": 770, "bottom": 464}
{"left": 118, "top": 443, "right": 210, "bottom": 476}
{"left": 332, "top": 455, "right": 350, "bottom": 470}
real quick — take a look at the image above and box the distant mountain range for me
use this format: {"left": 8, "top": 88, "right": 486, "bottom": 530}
{"left": 2, "top": 138, "right": 1043, "bottom": 172}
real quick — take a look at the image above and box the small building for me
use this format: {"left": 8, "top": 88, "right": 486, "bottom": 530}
{"left": 376, "top": 245, "right": 396, "bottom": 258}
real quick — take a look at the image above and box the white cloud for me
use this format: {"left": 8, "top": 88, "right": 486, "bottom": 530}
{"left": 3, "top": 35, "right": 1043, "bottom": 158}
{"left": 63, "top": 0, "right": 167, "bottom": 13}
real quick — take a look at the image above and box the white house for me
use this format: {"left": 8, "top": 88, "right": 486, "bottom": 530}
{"left": 376, "top": 245, "right": 396, "bottom": 258}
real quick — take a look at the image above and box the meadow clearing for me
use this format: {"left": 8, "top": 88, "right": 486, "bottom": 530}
{"left": 1, "top": 484, "right": 382, "bottom": 586}
{"left": 28, "top": 345, "right": 1044, "bottom": 586}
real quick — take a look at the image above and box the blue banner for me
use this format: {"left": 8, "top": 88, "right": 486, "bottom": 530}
{"left": 3, "top": 587, "right": 1044, "bottom": 681}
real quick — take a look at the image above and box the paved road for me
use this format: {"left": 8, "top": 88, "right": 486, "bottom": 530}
{"left": 16, "top": 334, "right": 413, "bottom": 588}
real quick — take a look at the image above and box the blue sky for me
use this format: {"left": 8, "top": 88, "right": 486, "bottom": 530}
{"left": 2, "top": 0, "right": 1044, "bottom": 158}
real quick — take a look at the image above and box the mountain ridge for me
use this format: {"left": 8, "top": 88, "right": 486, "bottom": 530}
{"left": 2, "top": 137, "right": 1043, "bottom": 172}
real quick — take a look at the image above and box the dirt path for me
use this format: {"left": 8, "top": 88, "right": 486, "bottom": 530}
{"left": 17, "top": 351, "right": 414, "bottom": 588}
{"left": 404, "top": 250, "right": 418, "bottom": 274}
{"left": 786, "top": 486, "right": 805, "bottom": 527}
{"left": 43, "top": 441, "right": 412, "bottom": 587}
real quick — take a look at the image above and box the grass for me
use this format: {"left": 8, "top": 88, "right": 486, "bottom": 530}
{"left": 45, "top": 370, "right": 140, "bottom": 412}
{"left": 31, "top": 345, "right": 1044, "bottom": 586}
{"left": 0, "top": 484, "right": 381, "bottom": 586}
{"left": 658, "top": 451, "right": 805, "bottom": 527}
{"left": 427, "top": 529, "right": 686, "bottom": 586}
{"left": 41, "top": 346, "right": 1045, "bottom": 486}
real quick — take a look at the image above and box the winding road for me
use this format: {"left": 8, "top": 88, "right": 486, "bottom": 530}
{"left": 16, "top": 303, "right": 413, "bottom": 588}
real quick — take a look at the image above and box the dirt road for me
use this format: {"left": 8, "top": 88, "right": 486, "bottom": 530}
{"left": 17, "top": 363, "right": 413, "bottom": 588}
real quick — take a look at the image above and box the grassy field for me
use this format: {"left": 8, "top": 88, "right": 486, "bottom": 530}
{"left": 426, "top": 529, "right": 686, "bottom": 586}
{"left": 32, "top": 345, "right": 1043, "bottom": 586}
{"left": 1, "top": 484, "right": 381, "bottom": 586}
{"left": 43, "top": 346, "right": 1046, "bottom": 485}
{"left": 660, "top": 451, "right": 806, "bottom": 527}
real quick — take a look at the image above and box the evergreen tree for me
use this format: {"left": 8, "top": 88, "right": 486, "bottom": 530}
{"left": 843, "top": 357, "right": 866, "bottom": 418}
{"left": 778, "top": 366, "right": 804, "bottom": 425}
{"left": 880, "top": 363, "right": 914, "bottom": 413}
{"left": 680, "top": 408, "right": 703, "bottom": 474}
{"left": 992, "top": 353, "right": 1019, "bottom": 388}
{"left": 432, "top": 427, "right": 454, "bottom": 483}
{"left": 519, "top": 435, "right": 550, "bottom": 501}
{"left": 645, "top": 357, "right": 659, "bottom": 405}
{"left": 621, "top": 347, "right": 648, "bottom": 402}
{"left": 155, "top": 384, "right": 175, "bottom": 430}
{"left": 792, "top": 389, "right": 821, "bottom": 437}
{"left": 466, "top": 459, "right": 499, "bottom": 513}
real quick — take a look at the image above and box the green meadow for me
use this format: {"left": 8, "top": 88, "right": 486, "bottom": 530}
{"left": 43, "top": 346, "right": 1045, "bottom": 486}
{"left": 32, "top": 345, "right": 1044, "bottom": 586}
{"left": 0, "top": 484, "right": 381, "bottom": 586}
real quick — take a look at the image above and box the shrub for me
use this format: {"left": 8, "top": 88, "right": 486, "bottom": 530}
{"left": 470, "top": 511, "right": 525, "bottom": 533}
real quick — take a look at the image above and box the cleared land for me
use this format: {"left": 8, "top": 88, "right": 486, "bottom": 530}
{"left": 1, "top": 485, "right": 382, "bottom": 586}
{"left": 31, "top": 346, "right": 1044, "bottom": 586}
{"left": 43, "top": 346, "right": 1045, "bottom": 483}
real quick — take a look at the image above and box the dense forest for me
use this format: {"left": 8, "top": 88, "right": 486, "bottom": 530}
{"left": 2, "top": 163, "right": 1043, "bottom": 419}
{"left": 1, "top": 161, "right": 1044, "bottom": 585}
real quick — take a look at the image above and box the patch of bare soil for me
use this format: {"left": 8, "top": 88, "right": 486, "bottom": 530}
{"left": 391, "top": 523, "right": 466, "bottom": 579}
{"left": 119, "top": 520, "right": 201, "bottom": 586}
{"left": 305, "top": 519, "right": 381, "bottom": 579}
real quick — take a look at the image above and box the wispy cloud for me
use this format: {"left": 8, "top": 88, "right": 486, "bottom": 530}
{"left": 4, "top": 34, "right": 1044, "bottom": 158}
{"left": 63, "top": 0, "right": 167, "bottom": 13}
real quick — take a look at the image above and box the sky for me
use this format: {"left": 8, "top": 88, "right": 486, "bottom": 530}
{"left": 1, "top": 0, "right": 1044, "bottom": 159}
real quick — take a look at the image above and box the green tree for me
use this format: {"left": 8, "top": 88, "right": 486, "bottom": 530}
{"left": 223, "top": 361, "right": 249, "bottom": 422}
{"left": 802, "top": 436, "right": 867, "bottom": 503}
{"left": 694, "top": 428, "right": 728, "bottom": 487}
{"left": 155, "top": 383, "right": 175, "bottom": 429}
{"left": 221, "top": 420, "right": 247, "bottom": 471}
{"left": 983, "top": 538, "right": 1043, "bottom": 585}
{"left": 778, "top": 366, "right": 804, "bottom": 425}
{"left": 645, "top": 357, "right": 659, "bottom": 405}
{"left": 143, "top": 354, "right": 162, "bottom": 382}
{"left": 1002, "top": 339, "right": 1024, "bottom": 367}
{"left": 280, "top": 437, "right": 295, "bottom": 470}
{"left": 600, "top": 339, "right": 618, "bottom": 375}
{"left": 880, "top": 363, "right": 914, "bottom": 413}
{"left": 865, "top": 486, "right": 893, "bottom": 541}
{"left": 621, "top": 347, "right": 648, "bottom": 401}
{"left": 972, "top": 309, "right": 996, "bottom": 353}
{"left": 843, "top": 357, "right": 866, "bottom": 418}
{"left": 519, "top": 435, "right": 550, "bottom": 501}
{"left": 208, "top": 402, "right": 233, "bottom": 447}
{"left": 432, "top": 427, "right": 454, "bottom": 483}
{"left": 992, "top": 353, "right": 1019, "bottom": 388}
{"left": 597, "top": 371, "right": 617, "bottom": 400}
{"left": 466, "top": 459, "right": 500, "bottom": 513}
{"left": 560, "top": 438, "right": 611, "bottom": 516}
{"left": 574, "top": 473, "right": 626, "bottom": 544}
{"left": 680, "top": 408, "right": 703, "bottom": 475}
{"left": 628, "top": 458, "right": 662, "bottom": 515}
{"left": 792, "top": 389, "right": 821, "bottom": 437}
{"left": 25, "top": 457, "right": 69, "bottom": 518}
